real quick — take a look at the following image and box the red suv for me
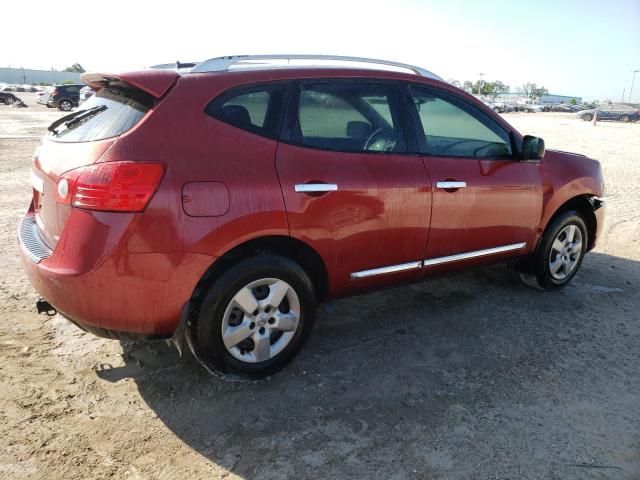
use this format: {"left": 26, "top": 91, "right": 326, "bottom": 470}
{"left": 19, "top": 55, "right": 605, "bottom": 376}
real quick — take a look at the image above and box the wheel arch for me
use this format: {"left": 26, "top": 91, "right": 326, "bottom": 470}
{"left": 541, "top": 194, "right": 598, "bottom": 251}
{"left": 190, "top": 235, "right": 329, "bottom": 305}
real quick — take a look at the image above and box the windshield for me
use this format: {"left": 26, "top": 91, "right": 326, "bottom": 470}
{"left": 51, "top": 84, "right": 154, "bottom": 143}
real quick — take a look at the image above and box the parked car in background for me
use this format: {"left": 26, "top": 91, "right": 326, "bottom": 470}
{"left": 79, "top": 86, "right": 95, "bottom": 103}
{"left": 36, "top": 87, "right": 53, "bottom": 106}
{"left": 550, "top": 104, "right": 578, "bottom": 113}
{"left": 0, "top": 91, "right": 24, "bottom": 106}
{"left": 3, "top": 85, "right": 16, "bottom": 92}
{"left": 19, "top": 55, "right": 605, "bottom": 377}
{"left": 47, "top": 84, "right": 83, "bottom": 111}
{"left": 577, "top": 104, "right": 640, "bottom": 122}
{"left": 518, "top": 103, "right": 545, "bottom": 113}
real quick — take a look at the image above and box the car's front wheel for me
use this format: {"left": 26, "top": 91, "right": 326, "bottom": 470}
{"left": 619, "top": 114, "right": 630, "bottom": 123}
{"left": 582, "top": 113, "right": 593, "bottom": 121}
{"left": 191, "top": 255, "right": 317, "bottom": 377}
{"left": 58, "top": 99, "right": 73, "bottom": 111}
{"left": 518, "top": 210, "right": 588, "bottom": 290}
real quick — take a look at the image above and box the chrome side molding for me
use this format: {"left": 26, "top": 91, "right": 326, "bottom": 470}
{"left": 350, "top": 243, "right": 527, "bottom": 279}
{"left": 350, "top": 261, "right": 422, "bottom": 279}
{"left": 295, "top": 184, "right": 338, "bottom": 193}
{"left": 423, "top": 243, "right": 526, "bottom": 267}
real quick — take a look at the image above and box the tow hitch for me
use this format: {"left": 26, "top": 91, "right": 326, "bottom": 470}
{"left": 36, "top": 299, "right": 57, "bottom": 316}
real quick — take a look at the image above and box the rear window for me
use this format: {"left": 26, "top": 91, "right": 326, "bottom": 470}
{"left": 204, "top": 83, "right": 287, "bottom": 139}
{"left": 51, "top": 85, "right": 154, "bottom": 143}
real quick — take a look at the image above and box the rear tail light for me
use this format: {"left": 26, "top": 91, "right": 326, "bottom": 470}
{"left": 55, "top": 162, "right": 165, "bottom": 212}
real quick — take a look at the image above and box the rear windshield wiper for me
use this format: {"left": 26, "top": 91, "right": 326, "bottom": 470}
{"left": 47, "top": 105, "right": 108, "bottom": 135}
{"left": 48, "top": 108, "right": 89, "bottom": 135}
{"left": 63, "top": 105, "right": 108, "bottom": 131}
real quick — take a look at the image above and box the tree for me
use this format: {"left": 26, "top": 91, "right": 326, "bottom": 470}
{"left": 64, "top": 63, "right": 86, "bottom": 73}
{"left": 521, "top": 82, "right": 549, "bottom": 99}
{"left": 569, "top": 98, "right": 577, "bottom": 105}
{"left": 477, "top": 80, "right": 510, "bottom": 98}
{"left": 521, "top": 82, "right": 535, "bottom": 98}
{"left": 448, "top": 79, "right": 461, "bottom": 88}
{"left": 490, "top": 80, "right": 510, "bottom": 98}
{"left": 531, "top": 85, "right": 549, "bottom": 98}
{"left": 462, "top": 81, "right": 473, "bottom": 93}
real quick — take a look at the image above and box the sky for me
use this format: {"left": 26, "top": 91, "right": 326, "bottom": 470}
{"left": 2, "top": 0, "right": 639, "bottom": 101}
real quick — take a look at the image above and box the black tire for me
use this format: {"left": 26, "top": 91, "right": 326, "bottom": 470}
{"left": 5, "top": 97, "right": 14, "bottom": 106}
{"left": 521, "top": 210, "right": 588, "bottom": 290}
{"left": 58, "top": 99, "right": 73, "bottom": 111}
{"left": 191, "top": 255, "right": 317, "bottom": 377}
{"left": 582, "top": 113, "right": 593, "bottom": 121}
{"left": 619, "top": 114, "right": 629, "bottom": 123}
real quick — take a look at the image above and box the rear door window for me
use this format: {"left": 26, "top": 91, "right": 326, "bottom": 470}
{"left": 205, "top": 83, "right": 287, "bottom": 139}
{"left": 410, "top": 86, "right": 512, "bottom": 158}
{"left": 286, "top": 82, "right": 407, "bottom": 153}
{"left": 51, "top": 85, "right": 154, "bottom": 143}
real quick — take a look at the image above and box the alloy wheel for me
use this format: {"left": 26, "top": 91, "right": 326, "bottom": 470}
{"left": 548, "top": 224, "right": 583, "bottom": 280}
{"left": 221, "top": 278, "right": 301, "bottom": 363}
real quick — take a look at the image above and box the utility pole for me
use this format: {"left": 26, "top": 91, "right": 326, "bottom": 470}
{"left": 629, "top": 70, "right": 639, "bottom": 102}
{"left": 477, "top": 73, "right": 485, "bottom": 95}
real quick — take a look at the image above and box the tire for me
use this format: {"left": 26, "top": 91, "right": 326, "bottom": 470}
{"left": 582, "top": 113, "right": 593, "bottom": 121}
{"left": 58, "top": 99, "right": 73, "bottom": 111}
{"left": 191, "top": 255, "right": 317, "bottom": 377}
{"left": 619, "top": 114, "right": 629, "bottom": 123}
{"left": 493, "top": 107, "right": 500, "bottom": 113}
{"left": 519, "top": 210, "right": 588, "bottom": 290}
{"left": 5, "top": 97, "right": 14, "bottom": 106}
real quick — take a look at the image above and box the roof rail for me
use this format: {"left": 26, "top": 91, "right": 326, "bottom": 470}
{"left": 189, "top": 55, "right": 442, "bottom": 80}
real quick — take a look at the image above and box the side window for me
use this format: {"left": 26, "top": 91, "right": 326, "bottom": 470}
{"left": 66, "top": 86, "right": 79, "bottom": 94}
{"left": 410, "top": 86, "right": 512, "bottom": 158}
{"left": 205, "top": 84, "right": 286, "bottom": 139}
{"left": 291, "top": 83, "right": 406, "bottom": 153}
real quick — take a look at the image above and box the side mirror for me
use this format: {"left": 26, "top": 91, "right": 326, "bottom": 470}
{"left": 522, "top": 135, "right": 545, "bottom": 160}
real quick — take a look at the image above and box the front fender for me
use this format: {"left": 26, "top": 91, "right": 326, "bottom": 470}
{"left": 538, "top": 149, "right": 604, "bottom": 231}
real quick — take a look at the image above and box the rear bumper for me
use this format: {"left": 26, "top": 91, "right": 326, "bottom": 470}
{"left": 18, "top": 213, "right": 214, "bottom": 337}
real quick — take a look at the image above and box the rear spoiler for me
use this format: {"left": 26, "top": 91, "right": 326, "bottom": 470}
{"left": 81, "top": 70, "right": 179, "bottom": 98}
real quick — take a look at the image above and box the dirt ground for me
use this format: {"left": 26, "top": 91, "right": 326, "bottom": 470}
{"left": 1, "top": 93, "right": 639, "bottom": 480}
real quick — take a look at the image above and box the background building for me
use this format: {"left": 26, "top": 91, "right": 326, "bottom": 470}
{"left": 0, "top": 67, "right": 81, "bottom": 85}
{"left": 540, "top": 94, "right": 582, "bottom": 104}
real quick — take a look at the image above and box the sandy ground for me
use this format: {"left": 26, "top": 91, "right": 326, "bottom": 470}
{"left": 1, "top": 93, "right": 639, "bottom": 479}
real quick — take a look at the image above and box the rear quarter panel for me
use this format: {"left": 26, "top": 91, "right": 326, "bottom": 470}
{"left": 102, "top": 74, "right": 289, "bottom": 257}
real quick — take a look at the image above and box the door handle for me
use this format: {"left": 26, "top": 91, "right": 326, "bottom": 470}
{"left": 295, "top": 183, "right": 338, "bottom": 193}
{"left": 436, "top": 181, "right": 467, "bottom": 190}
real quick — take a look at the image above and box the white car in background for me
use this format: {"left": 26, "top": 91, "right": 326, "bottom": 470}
{"left": 36, "top": 87, "right": 53, "bottom": 106}
{"left": 79, "top": 86, "right": 95, "bottom": 104}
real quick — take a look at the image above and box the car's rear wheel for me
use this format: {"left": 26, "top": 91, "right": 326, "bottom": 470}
{"left": 582, "top": 113, "right": 593, "bottom": 121}
{"left": 518, "top": 210, "right": 588, "bottom": 290}
{"left": 191, "top": 255, "right": 316, "bottom": 377}
{"left": 5, "top": 97, "right": 14, "bottom": 106}
{"left": 58, "top": 99, "right": 73, "bottom": 111}
{"left": 619, "top": 114, "right": 630, "bottom": 123}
